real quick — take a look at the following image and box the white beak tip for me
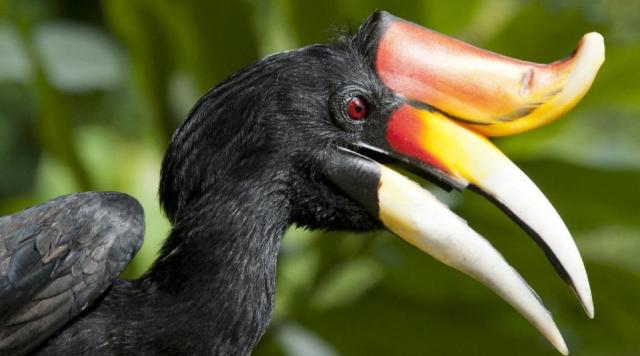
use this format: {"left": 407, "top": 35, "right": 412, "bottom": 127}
{"left": 583, "top": 299, "right": 595, "bottom": 319}
{"left": 548, "top": 328, "right": 569, "bottom": 356}
{"left": 572, "top": 281, "right": 594, "bottom": 319}
{"left": 539, "top": 312, "right": 569, "bottom": 355}
{"left": 582, "top": 32, "right": 605, "bottom": 55}
{"left": 560, "top": 346, "right": 570, "bottom": 356}
{"left": 585, "top": 304, "right": 595, "bottom": 319}
{"left": 577, "top": 32, "right": 605, "bottom": 67}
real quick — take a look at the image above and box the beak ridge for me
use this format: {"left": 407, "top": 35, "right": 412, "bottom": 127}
{"left": 374, "top": 12, "right": 605, "bottom": 136}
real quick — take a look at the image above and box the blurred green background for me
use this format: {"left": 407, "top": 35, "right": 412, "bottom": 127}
{"left": 1, "top": 0, "right": 639, "bottom": 355}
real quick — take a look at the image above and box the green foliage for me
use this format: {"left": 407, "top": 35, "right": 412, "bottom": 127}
{"left": 1, "top": 0, "right": 639, "bottom": 354}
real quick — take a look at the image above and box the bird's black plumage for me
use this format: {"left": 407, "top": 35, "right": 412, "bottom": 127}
{"left": 0, "top": 12, "right": 397, "bottom": 356}
{"left": 1, "top": 6, "right": 606, "bottom": 354}
{"left": 0, "top": 192, "right": 143, "bottom": 355}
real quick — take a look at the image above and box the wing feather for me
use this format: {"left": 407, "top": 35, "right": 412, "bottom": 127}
{"left": 0, "top": 192, "right": 144, "bottom": 356}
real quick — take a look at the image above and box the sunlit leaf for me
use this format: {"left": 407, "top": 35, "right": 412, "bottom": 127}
{"left": 167, "top": 71, "right": 200, "bottom": 120}
{"left": 277, "top": 323, "right": 337, "bottom": 356}
{"left": 274, "top": 243, "right": 320, "bottom": 318}
{"left": 34, "top": 21, "right": 124, "bottom": 92}
{"left": 457, "top": 0, "right": 522, "bottom": 44}
{"left": 34, "top": 153, "right": 78, "bottom": 199}
{"left": 498, "top": 108, "right": 640, "bottom": 170}
{"left": 249, "top": 0, "right": 298, "bottom": 56}
{"left": 579, "top": 225, "right": 640, "bottom": 274}
{"left": 310, "top": 257, "right": 383, "bottom": 310}
{"left": 73, "top": 124, "right": 171, "bottom": 278}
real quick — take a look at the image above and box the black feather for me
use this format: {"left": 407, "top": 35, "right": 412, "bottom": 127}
{"left": 0, "top": 11, "right": 396, "bottom": 356}
{"left": 0, "top": 192, "right": 143, "bottom": 355}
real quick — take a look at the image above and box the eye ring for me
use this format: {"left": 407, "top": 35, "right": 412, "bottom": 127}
{"left": 346, "top": 96, "right": 369, "bottom": 121}
{"left": 330, "top": 87, "right": 372, "bottom": 131}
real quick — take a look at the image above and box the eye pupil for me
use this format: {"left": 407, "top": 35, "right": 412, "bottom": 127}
{"left": 347, "top": 97, "right": 368, "bottom": 120}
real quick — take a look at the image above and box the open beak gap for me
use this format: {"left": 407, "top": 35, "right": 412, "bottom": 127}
{"left": 385, "top": 105, "right": 594, "bottom": 318}
{"left": 328, "top": 10, "right": 605, "bottom": 354}
{"left": 377, "top": 165, "right": 569, "bottom": 355}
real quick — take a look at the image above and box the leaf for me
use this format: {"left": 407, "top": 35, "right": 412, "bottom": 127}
{"left": 310, "top": 257, "right": 383, "bottom": 310}
{"left": 102, "top": 0, "right": 175, "bottom": 141}
{"left": 498, "top": 107, "right": 640, "bottom": 170}
{"left": 151, "top": 0, "right": 261, "bottom": 91}
{"left": 423, "top": 0, "right": 481, "bottom": 35}
{"left": 0, "top": 20, "right": 31, "bottom": 83}
{"left": 277, "top": 323, "right": 337, "bottom": 356}
{"left": 33, "top": 21, "right": 124, "bottom": 92}
{"left": 71, "top": 124, "right": 171, "bottom": 278}
{"left": 249, "top": 0, "right": 298, "bottom": 56}
{"left": 578, "top": 225, "right": 640, "bottom": 275}
{"left": 273, "top": 243, "right": 320, "bottom": 318}
{"left": 456, "top": 0, "right": 523, "bottom": 44}
{"left": 34, "top": 152, "right": 78, "bottom": 199}
{"left": 583, "top": 44, "right": 640, "bottom": 108}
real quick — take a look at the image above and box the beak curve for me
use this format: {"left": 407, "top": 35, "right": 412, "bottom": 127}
{"left": 380, "top": 104, "right": 594, "bottom": 319}
{"left": 364, "top": 10, "right": 601, "bottom": 317}
{"left": 373, "top": 11, "right": 604, "bottom": 137}
{"left": 323, "top": 10, "right": 605, "bottom": 354}
{"left": 325, "top": 148, "right": 569, "bottom": 355}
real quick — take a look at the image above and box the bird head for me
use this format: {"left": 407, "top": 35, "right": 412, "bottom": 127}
{"left": 159, "top": 11, "right": 604, "bottom": 354}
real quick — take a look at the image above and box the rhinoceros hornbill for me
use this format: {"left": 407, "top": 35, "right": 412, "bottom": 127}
{"left": 0, "top": 11, "right": 604, "bottom": 356}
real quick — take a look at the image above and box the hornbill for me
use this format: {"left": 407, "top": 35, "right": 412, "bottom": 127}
{"left": 0, "top": 11, "right": 604, "bottom": 356}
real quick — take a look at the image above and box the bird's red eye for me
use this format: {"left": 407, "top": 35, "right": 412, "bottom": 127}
{"left": 346, "top": 97, "right": 368, "bottom": 120}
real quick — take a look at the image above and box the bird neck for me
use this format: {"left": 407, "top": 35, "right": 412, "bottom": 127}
{"left": 141, "top": 171, "right": 291, "bottom": 354}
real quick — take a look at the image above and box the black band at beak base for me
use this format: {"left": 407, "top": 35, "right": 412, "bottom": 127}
{"left": 325, "top": 148, "right": 381, "bottom": 218}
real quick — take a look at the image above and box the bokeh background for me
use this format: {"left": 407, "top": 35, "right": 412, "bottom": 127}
{"left": 1, "top": 0, "right": 639, "bottom": 354}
